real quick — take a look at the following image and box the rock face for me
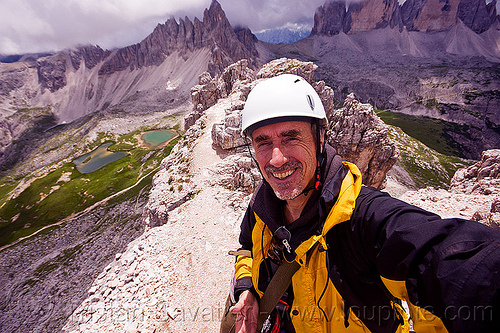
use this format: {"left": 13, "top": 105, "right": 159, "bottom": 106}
{"left": 312, "top": 0, "right": 499, "bottom": 35}
{"left": 99, "top": 1, "right": 258, "bottom": 76}
{"left": 457, "top": 0, "right": 492, "bottom": 33}
{"left": 69, "top": 45, "right": 110, "bottom": 71}
{"left": 36, "top": 54, "right": 68, "bottom": 93}
{"left": 345, "top": 0, "right": 402, "bottom": 33}
{"left": 311, "top": 1, "right": 347, "bottom": 35}
{"left": 450, "top": 149, "right": 500, "bottom": 195}
{"left": 327, "top": 94, "right": 398, "bottom": 189}
{"left": 402, "top": 0, "right": 460, "bottom": 32}
{"left": 487, "top": 0, "right": 498, "bottom": 24}
{"left": 187, "top": 59, "right": 254, "bottom": 133}
{"left": 312, "top": 0, "right": 402, "bottom": 35}
{"left": 401, "top": 149, "right": 500, "bottom": 230}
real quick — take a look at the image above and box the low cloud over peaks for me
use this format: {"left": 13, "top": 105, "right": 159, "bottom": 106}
{"left": 0, "top": 0, "right": 329, "bottom": 55}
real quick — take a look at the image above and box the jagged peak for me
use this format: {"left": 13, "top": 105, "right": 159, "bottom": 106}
{"left": 203, "top": 0, "right": 231, "bottom": 30}
{"left": 97, "top": 0, "right": 257, "bottom": 76}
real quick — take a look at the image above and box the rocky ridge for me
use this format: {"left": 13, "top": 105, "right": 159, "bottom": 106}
{"left": 62, "top": 58, "right": 499, "bottom": 333}
{"left": 98, "top": 1, "right": 258, "bottom": 77}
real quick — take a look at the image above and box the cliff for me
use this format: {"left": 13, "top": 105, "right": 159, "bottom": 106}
{"left": 312, "top": 0, "right": 500, "bottom": 34}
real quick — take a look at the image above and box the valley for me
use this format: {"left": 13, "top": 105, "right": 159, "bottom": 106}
{"left": 0, "top": 104, "right": 187, "bottom": 332}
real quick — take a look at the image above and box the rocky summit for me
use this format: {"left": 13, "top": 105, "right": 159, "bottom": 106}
{"left": 62, "top": 58, "right": 498, "bottom": 332}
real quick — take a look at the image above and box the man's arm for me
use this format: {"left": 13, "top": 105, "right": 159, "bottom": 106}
{"left": 352, "top": 186, "right": 500, "bottom": 332}
{"left": 233, "top": 206, "right": 256, "bottom": 298}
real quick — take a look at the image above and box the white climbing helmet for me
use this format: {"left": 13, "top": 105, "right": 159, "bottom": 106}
{"left": 241, "top": 74, "right": 327, "bottom": 137}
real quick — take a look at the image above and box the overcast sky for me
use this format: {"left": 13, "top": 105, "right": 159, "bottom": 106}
{"left": 1, "top": 0, "right": 498, "bottom": 55}
{"left": 0, "top": 0, "right": 329, "bottom": 55}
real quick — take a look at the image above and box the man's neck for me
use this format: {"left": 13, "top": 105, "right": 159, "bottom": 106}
{"left": 283, "top": 190, "right": 314, "bottom": 224}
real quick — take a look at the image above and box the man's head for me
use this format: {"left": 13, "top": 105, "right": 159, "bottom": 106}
{"left": 241, "top": 74, "right": 328, "bottom": 200}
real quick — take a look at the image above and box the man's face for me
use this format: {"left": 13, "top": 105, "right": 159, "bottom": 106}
{"left": 251, "top": 121, "right": 317, "bottom": 201}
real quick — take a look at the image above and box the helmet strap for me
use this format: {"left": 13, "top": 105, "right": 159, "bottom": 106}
{"left": 314, "top": 121, "right": 326, "bottom": 191}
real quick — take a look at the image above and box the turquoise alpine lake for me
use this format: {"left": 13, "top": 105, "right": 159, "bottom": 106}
{"left": 73, "top": 142, "right": 128, "bottom": 174}
{"left": 141, "top": 130, "right": 176, "bottom": 147}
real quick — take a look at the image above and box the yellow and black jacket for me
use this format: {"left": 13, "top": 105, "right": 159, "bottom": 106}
{"left": 234, "top": 144, "right": 500, "bottom": 332}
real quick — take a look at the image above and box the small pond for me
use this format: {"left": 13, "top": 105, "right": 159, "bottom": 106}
{"left": 141, "top": 130, "right": 177, "bottom": 147}
{"left": 73, "top": 142, "right": 128, "bottom": 174}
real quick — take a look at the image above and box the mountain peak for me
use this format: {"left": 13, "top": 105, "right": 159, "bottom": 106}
{"left": 98, "top": 0, "right": 257, "bottom": 76}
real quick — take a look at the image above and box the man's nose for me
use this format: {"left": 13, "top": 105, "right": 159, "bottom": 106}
{"left": 270, "top": 146, "right": 288, "bottom": 167}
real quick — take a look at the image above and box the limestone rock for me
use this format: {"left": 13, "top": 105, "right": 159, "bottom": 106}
{"left": 211, "top": 101, "right": 248, "bottom": 150}
{"left": 327, "top": 93, "right": 398, "bottom": 189}
{"left": 402, "top": 149, "right": 500, "bottom": 230}
{"left": 471, "top": 197, "right": 500, "bottom": 230}
{"left": 36, "top": 54, "right": 67, "bottom": 92}
{"left": 186, "top": 59, "right": 254, "bottom": 131}
{"left": 487, "top": 0, "right": 498, "bottom": 24}
{"left": 450, "top": 149, "right": 500, "bottom": 194}
{"left": 345, "top": 0, "right": 402, "bottom": 33}
{"left": 207, "top": 154, "right": 262, "bottom": 193}
{"left": 311, "top": 1, "right": 347, "bottom": 36}
{"left": 257, "top": 57, "right": 318, "bottom": 83}
{"left": 69, "top": 45, "right": 110, "bottom": 71}
{"left": 457, "top": 0, "right": 492, "bottom": 33}
{"left": 144, "top": 120, "right": 206, "bottom": 227}
{"left": 402, "top": 0, "right": 460, "bottom": 32}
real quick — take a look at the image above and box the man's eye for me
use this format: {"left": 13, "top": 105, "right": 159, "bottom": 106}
{"left": 284, "top": 137, "right": 299, "bottom": 144}
{"left": 256, "top": 142, "right": 271, "bottom": 149}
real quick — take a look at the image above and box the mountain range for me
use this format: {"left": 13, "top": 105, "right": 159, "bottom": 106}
{"left": 1, "top": 1, "right": 499, "bottom": 332}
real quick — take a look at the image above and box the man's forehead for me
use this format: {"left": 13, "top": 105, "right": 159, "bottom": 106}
{"left": 251, "top": 120, "right": 312, "bottom": 139}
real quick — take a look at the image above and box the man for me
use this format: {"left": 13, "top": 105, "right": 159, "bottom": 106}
{"left": 228, "top": 74, "right": 500, "bottom": 333}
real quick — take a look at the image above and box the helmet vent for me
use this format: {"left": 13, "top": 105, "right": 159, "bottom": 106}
{"left": 306, "top": 94, "right": 315, "bottom": 111}
{"left": 294, "top": 78, "right": 301, "bottom": 83}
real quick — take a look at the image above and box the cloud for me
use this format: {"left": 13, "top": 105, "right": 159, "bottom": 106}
{"left": 0, "top": 0, "right": 211, "bottom": 54}
{"left": 219, "top": 0, "right": 327, "bottom": 31}
{"left": 0, "top": 0, "right": 337, "bottom": 55}
{"left": 1, "top": 0, "right": 499, "bottom": 55}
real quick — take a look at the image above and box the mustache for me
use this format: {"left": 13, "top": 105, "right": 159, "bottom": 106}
{"left": 265, "top": 160, "right": 301, "bottom": 173}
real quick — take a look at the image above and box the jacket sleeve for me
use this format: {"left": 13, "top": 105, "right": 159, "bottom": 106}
{"left": 352, "top": 186, "right": 500, "bottom": 332}
{"left": 233, "top": 205, "right": 256, "bottom": 300}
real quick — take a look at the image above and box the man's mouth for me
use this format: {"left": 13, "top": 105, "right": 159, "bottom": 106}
{"left": 272, "top": 169, "right": 294, "bottom": 180}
